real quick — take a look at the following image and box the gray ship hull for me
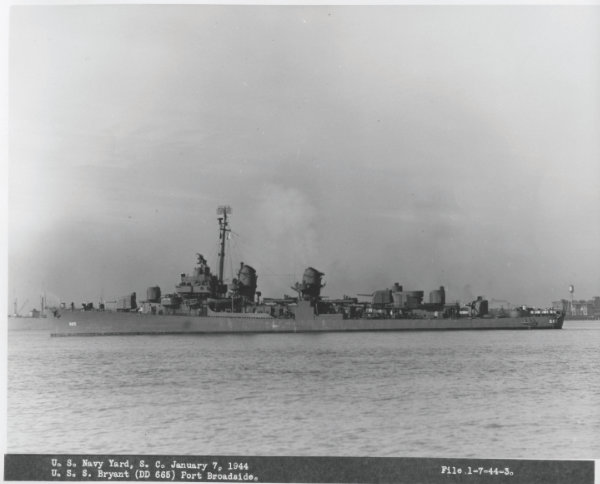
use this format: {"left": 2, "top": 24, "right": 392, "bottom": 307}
{"left": 7, "top": 309, "right": 564, "bottom": 336}
{"left": 9, "top": 209, "right": 565, "bottom": 336}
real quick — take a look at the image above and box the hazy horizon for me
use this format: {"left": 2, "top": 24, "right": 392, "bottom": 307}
{"left": 8, "top": 5, "right": 600, "bottom": 313}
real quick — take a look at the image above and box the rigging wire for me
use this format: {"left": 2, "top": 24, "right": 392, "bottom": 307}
{"left": 227, "top": 236, "right": 235, "bottom": 282}
{"left": 230, "top": 231, "right": 296, "bottom": 280}
{"left": 204, "top": 222, "right": 299, "bottom": 292}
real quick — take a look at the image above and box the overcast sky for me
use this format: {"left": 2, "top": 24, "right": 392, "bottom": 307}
{"left": 7, "top": 5, "right": 600, "bottom": 311}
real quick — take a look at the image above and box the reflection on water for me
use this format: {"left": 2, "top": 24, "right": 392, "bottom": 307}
{"left": 7, "top": 321, "right": 600, "bottom": 458}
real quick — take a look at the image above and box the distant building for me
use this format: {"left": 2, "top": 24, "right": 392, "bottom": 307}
{"left": 552, "top": 299, "right": 569, "bottom": 313}
{"left": 552, "top": 296, "right": 600, "bottom": 319}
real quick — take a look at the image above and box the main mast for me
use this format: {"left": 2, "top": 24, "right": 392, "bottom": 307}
{"left": 217, "top": 205, "right": 232, "bottom": 285}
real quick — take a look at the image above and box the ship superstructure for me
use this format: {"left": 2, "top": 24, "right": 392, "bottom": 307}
{"left": 8, "top": 206, "right": 565, "bottom": 335}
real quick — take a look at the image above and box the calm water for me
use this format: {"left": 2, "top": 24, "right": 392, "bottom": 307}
{"left": 7, "top": 321, "right": 600, "bottom": 459}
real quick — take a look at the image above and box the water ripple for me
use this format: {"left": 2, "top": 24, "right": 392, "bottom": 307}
{"left": 8, "top": 321, "right": 600, "bottom": 458}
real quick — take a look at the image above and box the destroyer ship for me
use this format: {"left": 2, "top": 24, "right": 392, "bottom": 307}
{"left": 8, "top": 206, "right": 564, "bottom": 336}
